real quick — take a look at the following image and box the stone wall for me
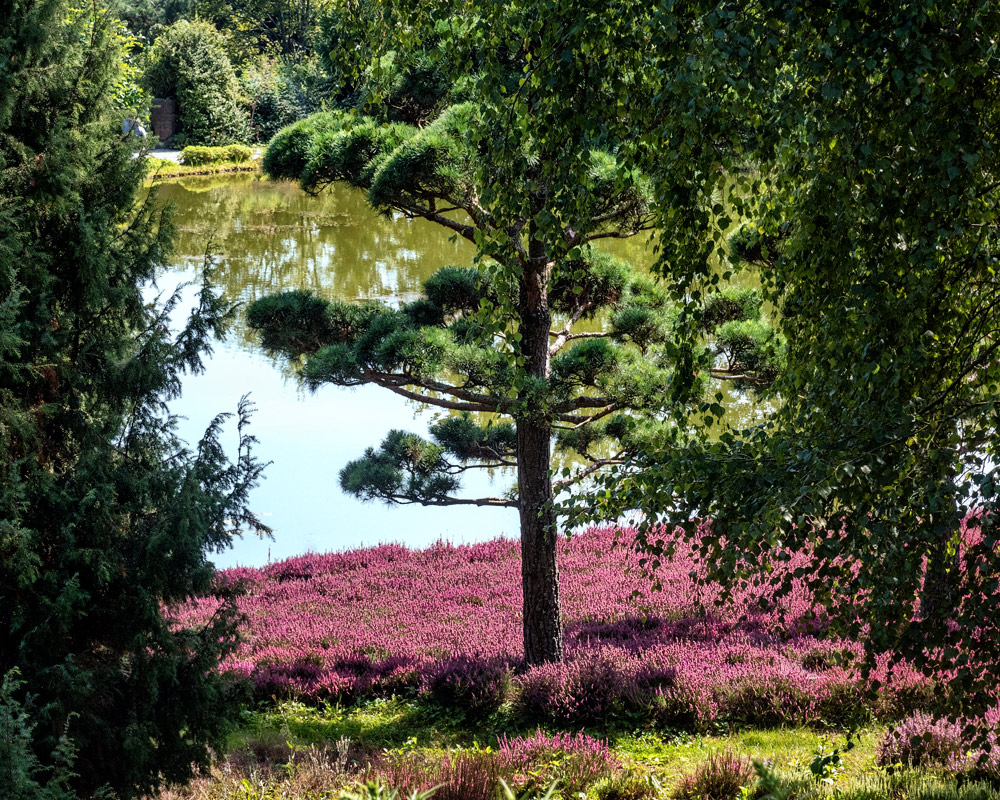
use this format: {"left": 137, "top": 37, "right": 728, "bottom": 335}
{"left": 151, "top": 98, "right": 176, "bottom": 145}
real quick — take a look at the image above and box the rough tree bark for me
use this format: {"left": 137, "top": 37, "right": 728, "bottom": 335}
{"left": 517, "top": 223, "right": 564, "bottom": 665}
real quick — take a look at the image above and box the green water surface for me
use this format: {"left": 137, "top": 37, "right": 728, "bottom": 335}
{"left": 156, "top": 173, "right": 766, "bottom": 568}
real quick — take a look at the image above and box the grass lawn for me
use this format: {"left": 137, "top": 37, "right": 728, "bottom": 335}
{"left": 153, "top": 697, "right": 998, "bottom": 800}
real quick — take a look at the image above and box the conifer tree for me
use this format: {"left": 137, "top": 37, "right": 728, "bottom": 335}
{"left": 0, "top": 2, "right": 266, "bottom": 796}
{"left": 250, "top": 88, "right": 776, "bottom": 663}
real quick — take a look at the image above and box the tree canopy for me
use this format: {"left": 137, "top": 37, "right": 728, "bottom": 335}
{"left": 546, "top": 0, "right": 1000, "bottom": 717}
{"left": 250, "top": 19, "right": 779, "bottom": 663}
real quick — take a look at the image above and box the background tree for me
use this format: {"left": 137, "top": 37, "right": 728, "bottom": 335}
{"left": 567, "top": 1, "right": 1000, "bottom": 719}
{"left": 0, "top": 2, "right": 266, "bottom": 796}
{"left": 143, "top": 19, "right": 250, "bottom": 145}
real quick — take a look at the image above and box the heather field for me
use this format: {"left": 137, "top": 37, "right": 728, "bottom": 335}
{"left": 160, "top": 528, "right": 1000, "bottom": 800}
{"left": 178, "top": 526, "right": 931, "bottom": 730}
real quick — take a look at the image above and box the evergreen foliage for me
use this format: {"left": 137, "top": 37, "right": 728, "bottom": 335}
{"left": 143, "top": 19, "right": 249, "bottom": 145}
{"left": 253, "top": 89, "right": 772, "bottom": 663}
{"left": 0, "top": 2, "right": 266, "bottom": 796}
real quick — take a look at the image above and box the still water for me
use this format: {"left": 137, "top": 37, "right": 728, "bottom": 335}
{"left": 155, "top": 173, "right": 761, "bottom": 568}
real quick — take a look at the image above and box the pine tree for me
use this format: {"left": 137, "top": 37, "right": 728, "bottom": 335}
{"left": 250, "top": 85, "right": 777, "bottom": 664}
{"left": 0, "top": 2, "right": 266, "bottom": 796}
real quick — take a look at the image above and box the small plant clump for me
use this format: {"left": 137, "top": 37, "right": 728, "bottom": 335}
{"left": 672, "top": 749, "right": 756, "bottom": 800}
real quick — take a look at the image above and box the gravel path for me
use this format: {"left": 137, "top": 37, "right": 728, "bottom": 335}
{"left": 149, "top": 149, "right": 183, "bottom": 163}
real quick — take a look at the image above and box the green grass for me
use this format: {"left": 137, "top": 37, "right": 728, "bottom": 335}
{"left": 156, "top": 698, "right": 999, "bottom": 800}
{"left": 145, "top": 155, "right": 261, "bottom": 180}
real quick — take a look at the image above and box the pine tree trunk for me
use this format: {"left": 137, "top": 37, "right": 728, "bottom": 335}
{"left": 517, "top": 227, "right": 564, "bottom": 666}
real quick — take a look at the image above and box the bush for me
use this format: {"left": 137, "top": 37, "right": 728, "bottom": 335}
{"left": 515, "top": 650, "right": 628, "bottom": 724}
{"left": 242, "top": 56, "right": 331, "bottom": 143}
{"left": 143, "top": 20, "right": 249, "bottom": 145}
{"left": 877, "top": 712, "right": 967, "bottom": 769}
{"left": 262, "top": 111, "right": 354, "bottom": 181}
{"left": 423, "top": 656, "right": 511, "bottom": 719}
{"left": 673, "top": 750, "right": 756, "bottom": 800}
{"left": 179, "top": 144, "right": 254, "bottom": 166}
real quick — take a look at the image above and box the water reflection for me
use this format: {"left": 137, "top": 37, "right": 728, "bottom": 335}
{"left": 157, "top": 174, "right": 771, "bottom": 568}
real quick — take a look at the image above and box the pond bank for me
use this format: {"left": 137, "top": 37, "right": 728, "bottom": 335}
{"left": 146, "top": 156, "right": 261, "bottom": 180}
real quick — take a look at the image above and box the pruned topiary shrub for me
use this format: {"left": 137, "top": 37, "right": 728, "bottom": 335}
{"left": 263, "top": 112, "right": 354, "bottom": 181}
{"left": 180, "top": 144, "right": 254, "bottom": 166}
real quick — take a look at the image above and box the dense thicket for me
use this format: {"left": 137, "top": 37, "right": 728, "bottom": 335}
{"left": 0, "top": 2, "right": 265, "bottom": 797}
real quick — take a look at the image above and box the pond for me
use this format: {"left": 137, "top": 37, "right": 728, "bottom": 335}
{"left": 155, "top": 173, "right": 765, "bottom": 568}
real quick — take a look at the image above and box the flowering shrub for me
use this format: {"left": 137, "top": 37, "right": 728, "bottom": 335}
{"left": 423, "top": 656, "right": 512, "bottom": 718}
{"left": 374, "top": 731, "right": 618, "bottom": 800}
{"left": 878, "top": 712, "right": 966, "bottom": 768}
{"left": 878, "top": 711, "right": 1000, "bottom": 780}
{"left": 673, "top": 750, "right": 756, "bottom": 800}
{"left": 174, "top": 527, "right": 938, "bottom": 728}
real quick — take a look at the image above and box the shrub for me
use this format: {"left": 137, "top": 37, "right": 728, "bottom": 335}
{"left": 262, "top": 111, "right": 354, "bottom": 181}
{"left": 673, "top": 750, "right": 756, "bottom": 800}
{"left": 143, "top": 20, "right": 249, "bottom": 145}
{"left": 515, "top": 650, "right": 628, "bottom": 724}
{"left": 877, "top": 712, "right": 966, "bottom": 768}
{"left": 180, "top": 145, "right": 254, "bottom": 166}
{"left": 423, "top": 656, "right": 511, "bottom": 718}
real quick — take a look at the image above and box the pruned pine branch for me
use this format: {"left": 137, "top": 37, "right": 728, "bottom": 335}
{"left": 339, "top": 429, "right": 518, "bottom": 510}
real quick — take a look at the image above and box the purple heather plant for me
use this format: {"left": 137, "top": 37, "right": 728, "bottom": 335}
{"left": 174, "top": 527, "right": 942, "bottom": 729}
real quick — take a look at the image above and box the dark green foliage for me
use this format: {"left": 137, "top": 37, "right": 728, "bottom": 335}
{"left": 401, "top": 298, "right": 447, "bottom": 327}
{"left": 423, "top": 267, "right": 492, "bottom": 314}
{"left": 610, "top": 305, "right": 675, "bottom": 349}
{"left": 360, "top": 51, "right": 453, "bottom": 126}
{"left": 577, "top": 0, "right": 1000, "bottom": 718}
{"left": 713, "top": 319, "right": 784, "bottom": 387}
{"left": 261, "top": 111, "right": 354, "bottom": 181}
{"left": 0, "top": 3, "right": 266, "bottom": 796}
{"left": 245, "top": 290, "right": 338, "bottom": 356}
{"left": 242, "top": 56, "right": 330, "bottom": 144}
{"left": 726, "top": 223, "right": 783, "bottom": 268}
{"left": 0, "top": 671, "right": 80, "bottom": 800}
{"left": 551, "top": 250, "right": 632, "bottom": 316}
{"left": 340, "top": 431, "right": 460, "bottom": 504}
{"left": 301, "top": 120, "right": 416, "bottom": 193}
{"left": 699, "top": 288, "right": 763, "bottom": 331}
{"left": 552, "top": 340, "right": 620, "bottom": 388}
{"left": 142, "top": 19, "right": 249, "bottom": 145}
{"left": 368, "top": 103, "right": 478, "bottom": 211}
{"left": 431, "top": 414, "right": 517, "bottom": 461}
